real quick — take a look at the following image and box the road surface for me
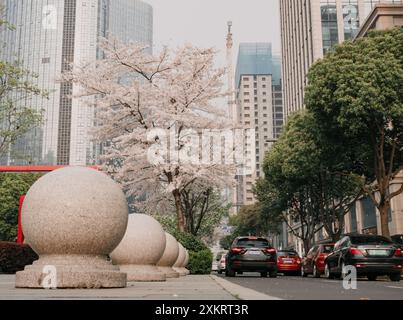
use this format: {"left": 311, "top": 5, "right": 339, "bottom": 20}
{"left": 217, "top": 273, "right": 403, "bottom": 300}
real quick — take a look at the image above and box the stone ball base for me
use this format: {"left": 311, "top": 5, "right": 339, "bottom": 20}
{"left": 157, "top": 266, "right": 180, "bottom": 278}
{"left": 15, "top": 254, "right": 127, "bottom": 289}
{"left": 173, "top": 267, "right": 190, "bottom": 276}
{"left": 119, "top": 264, "right": 166, "bottom": 282}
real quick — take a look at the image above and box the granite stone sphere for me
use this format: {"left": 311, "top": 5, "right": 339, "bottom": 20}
{"left": 183, "top": 250, "right": 190, "bottom": 275}
{"left": 173, "top": 243, "right": 187, "bottom": 276}
{"left": 110, "top": 214, "right": 166, "bottom": 281}
{"left": 157, "top": 233, "right": 180, "bottom": 278}
{"left": 183, "top": 250, "right": 189, "bottom": 267}
{"left": 15, "top": 166, "right": 129, "bottom": 288}
{"left": 22, "top": 167, "right": 128, "bottom": 255}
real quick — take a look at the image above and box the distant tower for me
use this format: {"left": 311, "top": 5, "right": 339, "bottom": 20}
{"left": 226, "top": 21, "right": 236, "bottom": 123}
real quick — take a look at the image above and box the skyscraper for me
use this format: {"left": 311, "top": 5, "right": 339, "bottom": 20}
{"left": 279, "top": 0, "right": 403, "bottom": 119}
{"left": 0, "top": 0, "right": 153, "bottom": 165}
{"left": 234, "top": 43, "right": 283, "bottom": 207}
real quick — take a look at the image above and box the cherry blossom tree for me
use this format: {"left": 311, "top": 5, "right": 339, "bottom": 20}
{"left": 64, "top": 39, "right": 238, "bottom": 231}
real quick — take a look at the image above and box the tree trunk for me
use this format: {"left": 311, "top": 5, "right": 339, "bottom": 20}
{"left": 172, "top": 189, "right": 186, "bottom": 232}
{"left": 303, "top": 240, "right": 311, "bottom": 256}
{"left": 378, "top": 202, "right": 390, "bottom": 237}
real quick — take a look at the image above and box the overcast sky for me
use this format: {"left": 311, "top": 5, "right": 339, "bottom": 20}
{"left": 146, "top": 0, "right": 281, "bottom": 68}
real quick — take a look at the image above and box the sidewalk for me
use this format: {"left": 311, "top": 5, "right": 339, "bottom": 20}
{"left": 0, "top": 274, "right": 279, "bottom": 300}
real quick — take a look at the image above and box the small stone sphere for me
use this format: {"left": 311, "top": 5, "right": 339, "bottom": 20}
{"left": 22, "top": 167, "right": 129, "bottom": 255}
{"left": 157, "top": 233, "right": 179, "bottom": 267}
{"left": 173, "top": 243, "right": 186, "bottom": 267}
{"left": 110, "top": 214, "right": 166, "bottom": 265}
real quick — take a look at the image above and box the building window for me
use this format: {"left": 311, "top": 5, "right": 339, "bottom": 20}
{"left": 343, "top": 0, "right": 360, "bottom": 40}
{"left": 321, "top": 0, "right": 339, "bottom": 55}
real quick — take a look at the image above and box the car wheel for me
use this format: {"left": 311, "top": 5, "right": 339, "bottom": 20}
{"left": 367, "top": 274, "right": 377, "bottom": 281}
{"left": 226, "top": 268, "right": 236, "bottom": 277}
{"left": 325, "top": 263, "right": 334, "bottom": 279}
{"left": 218, "top": 270, "right": 222, "bottom": 274}
{"left": 389, "top": 273, "right": 401, "bottom": 282}
{"left": 313, "top": 264, "right": 320, "bottom": 278}
{"left": 269, "top": 270, "right": 277, "bottom": 278}
{"left": 260, "top": 271, "right": 268, "bottom": 278}
{"left": 301, "top": 266, "right": 308, "bottom": 278}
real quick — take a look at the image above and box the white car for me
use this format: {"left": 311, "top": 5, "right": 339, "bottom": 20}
{"left": 218, "top": 255, "right": 226, "bottom": 274}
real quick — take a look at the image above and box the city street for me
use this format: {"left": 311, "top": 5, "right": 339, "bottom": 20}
{"left": 217, "top": 273, "right": 403, "bottom": 300}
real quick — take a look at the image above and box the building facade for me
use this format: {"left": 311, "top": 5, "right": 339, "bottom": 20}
{"left": 234, "top": 43, "right": 283, "bottom": 208}
{"left": 279, "top": 0, "right": 403, "bottom": 119}
{"left": 0, "top": 0, "right": 153, "bottom": 166}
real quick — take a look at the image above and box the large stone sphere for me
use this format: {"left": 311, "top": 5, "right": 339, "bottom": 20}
{"left": 173, "top": 243, "right": 187, "bottom": 276}
{"left": 22, "top": 167, "right": 128, "bottom": 254}
{"left": 183, "top": 249, "right": 190, "bottom": 275}
{"left": 183, "top": 250, "right": 189, "bottom": 267}
{"left": 157, "top": 233, "right": 180, "bottom": 278}
{"left": 110, "top": 214, "right": 166, "bottom": 281}
{"left": 15, "top": 167, "right": 129, "bottom": 288}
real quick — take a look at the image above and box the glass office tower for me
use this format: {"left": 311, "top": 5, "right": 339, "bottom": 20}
{"left": 280, "top": 0, "right": 403, "bottom": 119}
{"left": 0, "top": 0, "right": 153, "bottom": 165}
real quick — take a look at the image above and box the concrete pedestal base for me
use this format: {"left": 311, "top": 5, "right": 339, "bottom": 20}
{"left": 119, "top": 264, "right": 166, "bottom": 282}
{"left": 15, "top": 254, "right": 126, "bottom": 289}
{"left": 173, "top": 267, "right": 190, "bottom": 276}
{"left": 157, "top": 266, "right": 179, "bottom": 278}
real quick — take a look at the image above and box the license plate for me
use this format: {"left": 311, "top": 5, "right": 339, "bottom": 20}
{"left": 283, "top": 259, "right": 293, "bottom": 264}
{"left": 368, "top": 250, "right": 389, "bottom": 256}
{"left": 248, "top": 251, "right": 261, "bottom": 255}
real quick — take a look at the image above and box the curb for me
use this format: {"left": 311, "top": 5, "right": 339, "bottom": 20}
{"left": 210, "top": 275, "right": 282, "bottom": 300}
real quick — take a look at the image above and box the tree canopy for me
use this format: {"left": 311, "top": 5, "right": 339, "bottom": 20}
{"left": 305, "top": 28, "right": 403, "bottom": 236}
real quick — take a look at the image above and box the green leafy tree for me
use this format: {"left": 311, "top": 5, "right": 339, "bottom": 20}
{"left": 0, "top": 173, "right": 42, "bottom": 241}
{"left": 255, "top": 111, "right": 362, "bottom": 250}
{"left": 305, "top": 28, "right": 403, "bottom": 237}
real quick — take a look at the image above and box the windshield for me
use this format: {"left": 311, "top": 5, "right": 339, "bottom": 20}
{"left": 392, "top": 235, "right": 403, "bottom": 244}
{"left": 351, "top": 236, "right": 392, "bottom": 245}
{"left": 321, "top": 245, "right": 334, "bottom": 253}
{"left": 236, "top": 238, "right": 269, "bottom": 248}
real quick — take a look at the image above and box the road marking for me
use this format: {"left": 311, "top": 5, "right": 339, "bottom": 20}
{"left": 387, "top": 286, "right": 403, "bottom": 289}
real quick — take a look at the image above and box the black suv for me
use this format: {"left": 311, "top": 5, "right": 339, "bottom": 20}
{"left": 324, "top": 233, "right": 402, "bottom": 282}
{"left": 225, "top": 236, "right": 277, "bottom": 278}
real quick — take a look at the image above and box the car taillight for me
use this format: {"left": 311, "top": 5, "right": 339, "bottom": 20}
{"left": 395, "top": 248, "right": 401, "bottom": 257}
{"left": 296, "top": 258, "right": 301, "bottom": 264}
{"left": 264, "top": 248, "right": 276, "bottom": 255}
{"left": 349, "top": 248, "right": 365, "bottom": 256}
{"left": 231, "top": 247, "right": 245, "bottom": 254}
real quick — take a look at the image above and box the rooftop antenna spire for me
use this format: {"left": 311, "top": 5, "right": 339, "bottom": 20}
{"left": 226, "top": 21, "right": 235, "bottom": 123}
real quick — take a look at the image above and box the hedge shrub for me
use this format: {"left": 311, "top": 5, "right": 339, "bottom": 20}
{"left": 0, "top": 241, "right": 38, "bottom": 274}
{"left": 172, "top": 231, "right": 212, "bottom": 274}
{"left": 187, "top": 249, "right": 213, "bottom": 275}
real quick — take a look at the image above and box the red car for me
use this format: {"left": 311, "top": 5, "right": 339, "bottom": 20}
{"left": 276, "top": 250, "right": 302, "bottom": 275}
{"left": 301, "top": 243, "right": 334, "bottom": 278}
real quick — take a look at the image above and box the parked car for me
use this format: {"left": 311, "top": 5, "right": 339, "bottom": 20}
{"left": 276, "top": 250, "right": 301, "bottom": 275}
{"left": 218, "top": 254, "right": 227, "bottom": 274}
{"left": 324, "top": 234, "right": 402, "bottom": 282}
{"left": 391, "top": 234, "right": 403, "bottom": 249}
{"left": 225, "top": 236, "right": 277, "bottom": 278}
{"left": 212, "top": 251, "right": 226, "bottom": 272}
{"left": 301, "top": 243, "right": 334, "bottom": 278}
